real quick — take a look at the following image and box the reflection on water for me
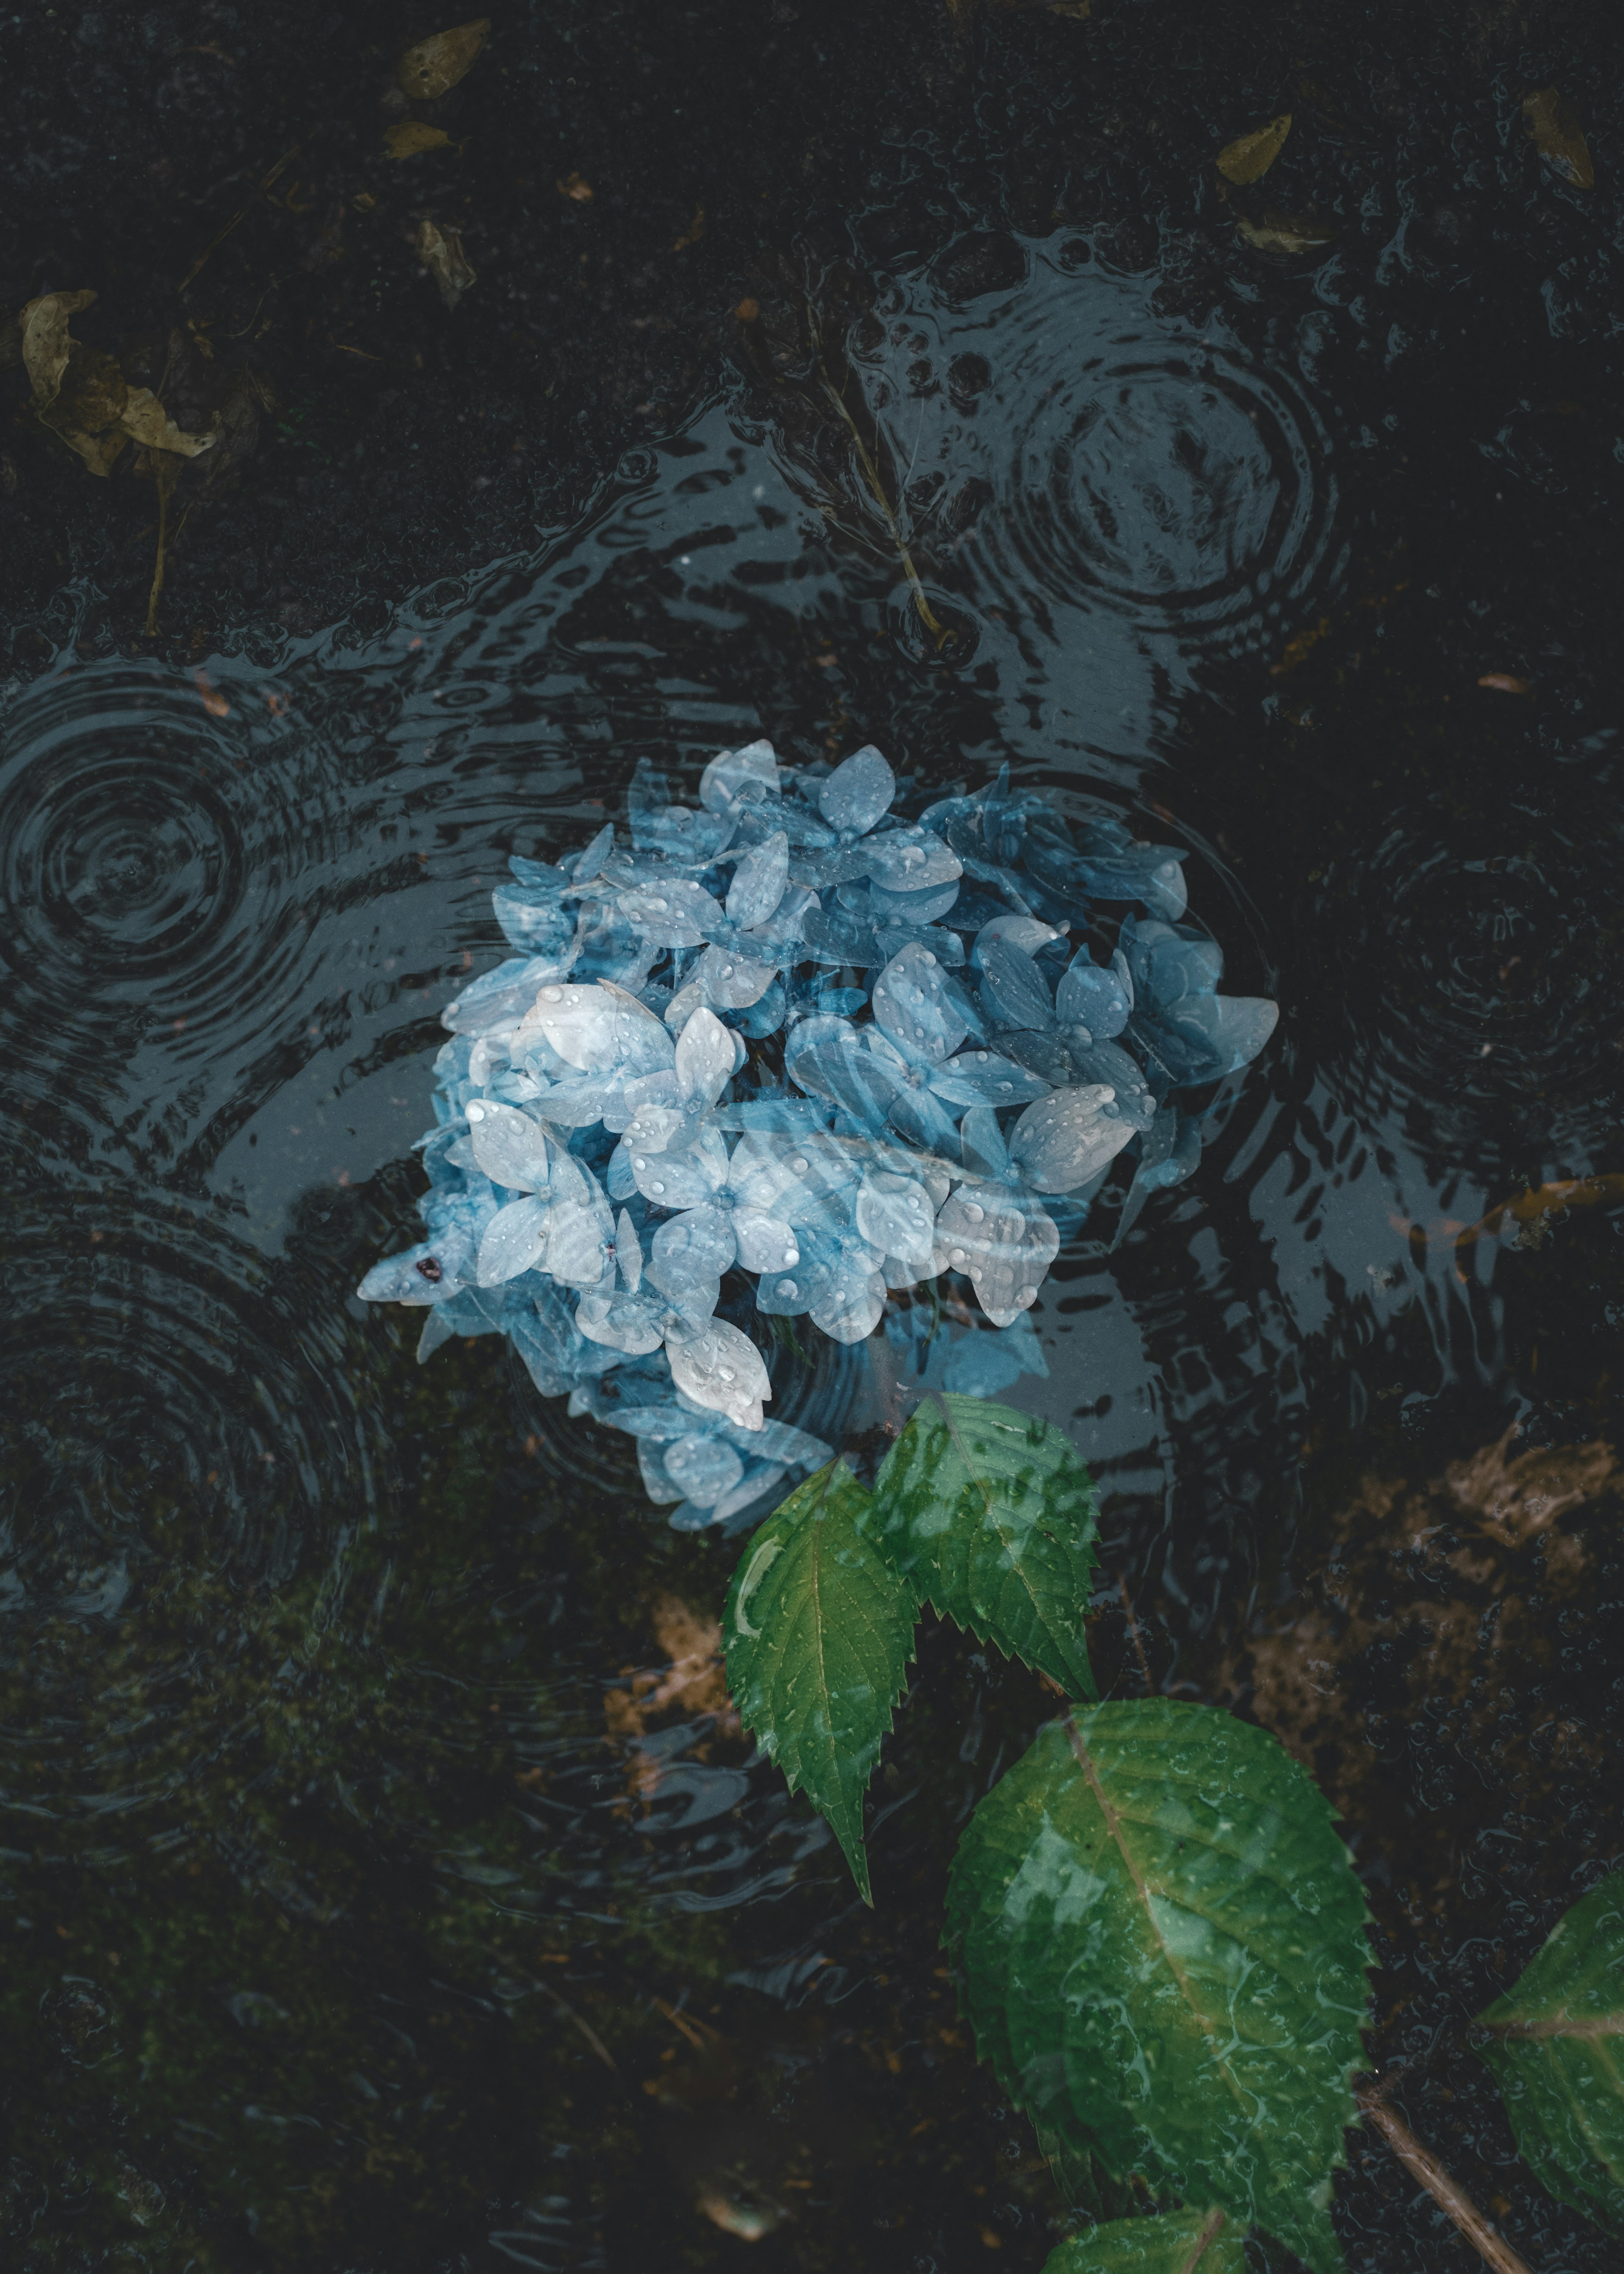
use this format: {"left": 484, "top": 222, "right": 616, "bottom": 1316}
{"left": 2, "top": 229, "right": 1621, "bottom": 2269}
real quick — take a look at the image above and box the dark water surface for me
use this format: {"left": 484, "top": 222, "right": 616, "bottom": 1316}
{"left": 4, "top": 3, "right": 1624, "bottom": 2269}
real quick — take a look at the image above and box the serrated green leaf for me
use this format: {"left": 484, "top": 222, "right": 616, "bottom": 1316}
{"left": 722, "top": 1459, "right": 919, "bottom": 1904}
{"left": 945, "top": 1701, "right": 1371, "bottom": 2274}
{"left": 866, "top": 1394, "right": 1099, "bottom": 1698}
{"left": 1475, "top": 1870, "right": 1624, "bottom": 2237}
{"left": 1043, "top": 2207, "right": 1247, "bottom": 2274}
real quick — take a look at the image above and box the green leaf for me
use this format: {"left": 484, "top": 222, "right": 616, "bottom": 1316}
{"left": 945, "top": 1701, "right": 1371, "bottom": 2273}
{"left": 722, "top": 1459, "right": 919, "bottom": 1905}
{"left": 1475, "top": 1870, "right": 1624, "bottom": 2237}
{"left": 866, "top": 1394, "right": 1099, "bottom": 1698}
{"left": 1042, "top": 2208, "right": 1247, "bottom": 2274}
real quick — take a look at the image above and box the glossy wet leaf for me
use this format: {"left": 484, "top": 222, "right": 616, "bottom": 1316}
{"left": 416, "top": 220, "right": 477, "bottom": 310}
{"left": 385, "top": 121, "right": 453, "bottom": 159}
{"left": 1522, "top": 87, "right": 1594, "bottom": 188}
{"left": 1042, "top": 2208, "right": 1245, "bottom": 2274}
{"left": 1475, "top": 1870, "right": 1624, "bottom": 2236}
{"left": 1216, "top": 115, "right": 1291, "bottom": 184}
{"left": 397, "top": 18, "right": 490, "bottom": 102}
{"left": 946, "top": 1703, "right": 1371, "bottom": 2274}
{"left": 723, "top": 1461, "right": 920, "bottom": 1903}
{"left": 866, "top": 1395, "right": 1098, "bottom": 1697}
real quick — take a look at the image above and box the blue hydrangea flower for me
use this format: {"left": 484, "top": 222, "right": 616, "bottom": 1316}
{"left": 359, "top": 740, "right": 1278, "bottom": 1526}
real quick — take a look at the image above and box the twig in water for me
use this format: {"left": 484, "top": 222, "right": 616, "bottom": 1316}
{"left": 1358, "top": 2082, "right": 1536, "bottom": 2274}
{"left": 812, "top": 354, "right": 949, "bottom": 649}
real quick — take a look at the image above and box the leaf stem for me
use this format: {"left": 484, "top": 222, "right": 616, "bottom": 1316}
{"left": 1178, "top": 2207, "right": 1229, "bottom": 2274}
{"left": 813, "top": 360, "right": 950, "bottom": 649}
{"left": 1358, "top": 2083, "right": 1536, "bottom": 2274}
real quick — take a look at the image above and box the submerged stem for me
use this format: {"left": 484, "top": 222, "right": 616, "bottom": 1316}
{"left": 815, "top": 367, "right": 949, "bottom": 649}
{"left": 1359, "top": 2084, "right": 1536, "bottom": 2274}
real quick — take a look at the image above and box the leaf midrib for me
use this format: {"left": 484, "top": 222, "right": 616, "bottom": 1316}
{"left": 1066, "top": 1716, "right": 1253, "bottom": 2131}
{"left": 935, "top": 1394, "right": 1061, "bottom": 1651}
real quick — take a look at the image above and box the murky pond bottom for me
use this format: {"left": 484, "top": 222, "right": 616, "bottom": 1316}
{"left": 3, "top": 202, "right": 1624, "bottom": 2274}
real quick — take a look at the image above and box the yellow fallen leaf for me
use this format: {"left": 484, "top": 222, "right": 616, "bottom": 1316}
{"left": 416, "top": 219, "right": 477, "bottom": 309}
{"left": 1522, "top": 86, "right": 1594, "bottom": 188}
{"left": 19, "top": 289, "right": 99, "bottom": 409}
{"left": 1237, "top": 207, "right": 1333, "bottom": 255}
{"left": 397, "top": 19, "right": 489, "bottom": 102}
{"left": 672, "top": 205, "right": 706, "bottom": 252}
{"left": 1217, "top": 113, "right": 1292, "bottom": 185}
{"left": 384, "top": 120, "right": 452, "bottom": 159}
{"left": 118, "top": 389, "right": 217, "bottom": 457}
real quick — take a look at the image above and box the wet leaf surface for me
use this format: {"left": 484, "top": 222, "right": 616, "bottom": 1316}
{"left": 1042, "top": 2208, "right": 1245, "bottom": 2274}
{"left": 397, "top": 18, "right": 490, "bottom": 103}
{"left": 1216, "top": 114, "right": 1292, "bottom": 184}
{"left": 948, "top": 1704, "right": 1372, "bottom": 2274}
{"left": 866, "top": 1395, "right": 1099, "bottom": 1699}
{"left": 723, "top": 1461, "right": 919, "bottom": 1905}
{"left": 1476, "top": 1873, "right": 1624, "bottom": 2237}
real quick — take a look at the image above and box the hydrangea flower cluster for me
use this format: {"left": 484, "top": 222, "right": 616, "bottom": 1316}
{"left": 359, "top": 739, "right": 1278, "bottom": 1529}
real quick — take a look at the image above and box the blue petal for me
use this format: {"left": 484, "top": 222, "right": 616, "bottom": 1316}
{"left": 817, "top": 744, "right": 895, "bottom": 837}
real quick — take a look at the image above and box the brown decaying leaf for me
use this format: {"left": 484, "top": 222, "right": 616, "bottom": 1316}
{"left": 415, "top": 220, "right": 477, "bottom": 309}
{"left": 17, "top": 291, "right": 216, "bottom": 476}
{"left": 1237, "top": 206, "right": 1333, "bottom": 255}
{"left": 556, "top": 171, "right": 593, "bottom": 203}
{"left": 672, "top": 205, "right": 706, "bottom": 252}
{"left": 396, "top": 18, "right": 489, "bottom": 103}
{"left": 1522, "top": 87, "right": 1594, "bottom": 189}
{"left": 1217, "top": 112, "right": 1292, "bottom": 185}
{"left": 384, "top": 120, "right": 452, "bottom": 159}
{"left": 1477, "top": 672, "right": 1531, "bottom": 694}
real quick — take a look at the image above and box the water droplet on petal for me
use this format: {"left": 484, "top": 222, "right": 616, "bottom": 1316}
{"left": 467, "top": 1103, "right": 485, "bottom": 1121}
{"left": 964, "top": 1203, "right": 985, "bottom": 1223}
{"left": 777, "top": 1278, "right": 798, "bottom": 1297}
{"left": 1020, "top": 1287, "right": 1038, "bottom": 1304}
{"left": 790, "top": 1156, "right": 807, "bottom": 1173}
{"left": 542, "top": 986, "right": 563, "bottom": 1002}
{"left": 650, "top": 1181, "right": 665, "bottom": 1195}
{"left": 949, "top": 1247, "right": 966, "bottom": 1266}
{"left": 922, "top": 952, "right": 936, "bottom": 966}
{"left": 996, "top": 1082, "right": 1012, "bottom": 1094}
{"left": 719, "top": 1365, "right": 735, "bottom": 1381}
{"left": 970, "top": 1266, "right": 984, "bottom": 1281}
{"left": 633, "top": 1158, "right": 646, "bottom": 1170}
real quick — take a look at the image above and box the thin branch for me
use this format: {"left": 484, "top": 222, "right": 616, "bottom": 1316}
{"left": 1178, "top": 2207, "right": 1229, "bottom": 2274}
{"left": 1359, "top": 2083, "right": 1536, "bottom": 2274}
{"left": 815, "top": 365, "right": 949, "bottom": 649}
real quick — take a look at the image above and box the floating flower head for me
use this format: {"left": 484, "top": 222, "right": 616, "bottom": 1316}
{"left": 359, "top": 742, "right": 1278, "bottom": 1527}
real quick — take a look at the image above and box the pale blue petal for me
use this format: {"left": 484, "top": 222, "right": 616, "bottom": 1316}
{"left": 477, "top": 1195, "right": 552, "bottom": 1286}
{"left": 664, "top": 1434, "right": 745, "bottom": 1508}
{"left": 1009, "top": 1086, "right": 1137, "bottom": 1193}
{"left": 977, "top": 939, "right": 1056, "bottom": 1035}
{"left": 817, "top": 744, "right": 894, "bottom": 837}
{"left": 929, "top": 1051, "right": 1052, "bottom": 1109}
{"left": 726, "top": 829, "right": 789, "bottom": 929}
{"left": 871, "top": 941, "right": 969, "bottom": 1065}
{"left": 699, "top": 737, "right": 780, "bottom": 815}
{"left": 465, "top": 1099, "right": 551, "bottom": 1191}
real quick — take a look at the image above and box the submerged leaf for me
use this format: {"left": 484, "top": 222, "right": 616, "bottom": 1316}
{"left": 1522, "top": 87, "right": 1594, "bottom": 189}
{"left": 416, "top": 220, "right": 477, "bottom": 309}
{"left": 385, "top": 121, "right": 453, "bottom": 158}
{"left": 1476, "top": 1871, "right": 1624, "bottom": 2236}
{"left": 117, "top": 388, "right": 216, "bottom": 456}
{"left": 723, "top": 1461, "right": 920, "bottom": 1903}
{"left": 1216, "top": 114, "right": 1292, "bottom": 185}
{"left": 19, "top": 288, "right": 98, "bottom": 408}
{"left": 1042, "top": 2208, "right": 1245, "bottom": 2274}
{"left": 1237, "top": 209, "right": 1333, "bottom": 255}
{"left": 397, "top": 18, "right": 490, "bottom": 102}
{"left": 867, "top": 1394, "right": 1098, "bottom": 1697}
{"left": 946, "top": 1703, "right": 1371, "bottom": 2274}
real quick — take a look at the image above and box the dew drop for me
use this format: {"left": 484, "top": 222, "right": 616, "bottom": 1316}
{"left": 790, "top": 1156, "right": 808, "bottom": 1173}
{"left": 719, "top": 1365, "right": 736, "bottom": 1382}
{"left": 996, "top": 1082, "right": 1012, "bottom": 1094}
{"left": 964, "top": 1203, "right": 985, "bottom": 1224}
{"left": 778, "top": 1278, "right": 798, "bottom": 1297}
{"left": 922, "top": 952, "right": 936, "bottom": 966}
{"left": 1020, "top": 1287, "right": 1038, "bottom": 1304}
{"left": 970, "top": 1266, "right": 984, "bottom": 1281}
{"left": 467, "top": 1103, "right": 486, "bottom": 1121}
{"left": 542, "top": 986, "right": 563, "bottom": 1002}
{"left": 949, "top": 1247, "right": 966, "bottom": 1266}
{"left": 649, "top": 897, "right": 668, "bottom": 912}
{"left": 633, "top": 1157, "right": 647, "bottom": 1170}
{"left": 650, "top": 1181, "right": 665, "bottom": 1195}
